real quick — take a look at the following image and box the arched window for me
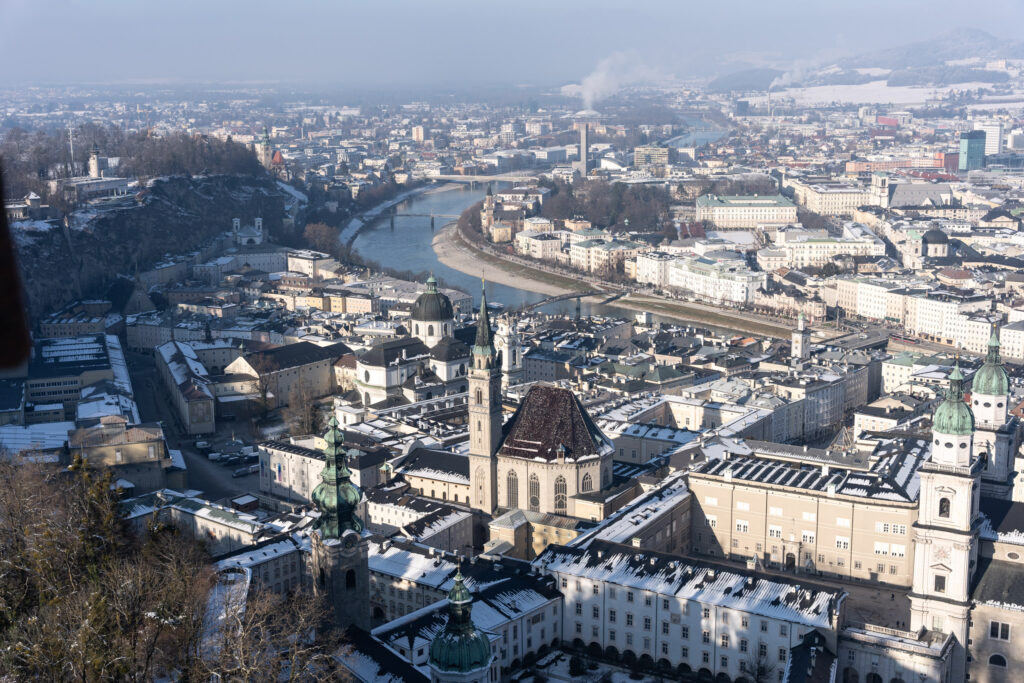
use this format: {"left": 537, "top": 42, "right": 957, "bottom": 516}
{"left": 865, "top": 674, "right": 882, "bottom": 683}
{"left": 415, "top": 324, "right": 419, "bottom": 335}
{"left": 507, "top": 470, "right": 519, "bottom": 508}
{"left": 990, "top": 654, "right": 1007, "bottom": 668}
{"left": 428, "top": 324, "right": 434, "bottom": 337}
{"left": 512, "top": 349, "right": 517, "bottom": 365}
{"left": 581, "top": 473, "right": 593, "bottom": 493}
{"left": 529, "top": 474, "right": 540, "bottom": 512}
{"left": 476, "top": 388, "right": 483, "bottom": 405}
{"left": 554, "top": 476, "right": 567, "bottom": 514}
{"left": 939, "top": 497, "right": 951, "bottom": 518}
{"left": 346, "top": 569, "right": 356, "bottom": 589}
{"left": 364, "top": 370, "right": 370, "bottom": 382}
{"left": 477, "top": 420, "right": 481, "bottom": 432}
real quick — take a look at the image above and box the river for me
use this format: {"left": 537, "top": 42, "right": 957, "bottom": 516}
{"left": 351, "top": 184, "right": 614, "bottom": 316}
{"left": 350, "top": 183, "right": 770, "bottom": 335}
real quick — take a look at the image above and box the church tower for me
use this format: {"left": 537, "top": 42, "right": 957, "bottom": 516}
{"left": 481, "top": 185, "right": 495, "bottom": 231}
{"left": 971, "top": 325, "right": 1016, "bottom": 497}
{"left": 428, "top": 568, "right": 494, "bottom": 683}
{"left": 496, "top": 315, "right": 523, "bottom": 391}
{"left": 258, "top": 126, "right": 273, "bottom": 169}
{"left": 468, "top": 281, "right": 502, "bottom": 513}
{"left": 310, "top": 416, "right": 370, "bottom": 632}
{"left": 791, "top": 312, "right": 810, "bottom": 363}
{"left": 910, "top": 363, "right": 980, "bottom": 678}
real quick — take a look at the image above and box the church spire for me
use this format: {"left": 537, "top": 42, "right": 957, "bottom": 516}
{"left": 311, "top": 416, "right": 363, "bottom": 539}
{"left": 474, "top": 278, "right": 492, "bottom": 352}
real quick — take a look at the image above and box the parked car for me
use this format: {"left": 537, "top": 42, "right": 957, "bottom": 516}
{"left": 248, "top": 463, "right": 260, "bottom": 474}
{"left": 223, "top": 456, "right": 243, "bottom": 467}
{"left": 232, "top": 467, "right": 251, "bottom": 478}
{"left": 207, "top": 452, "right": 222, "bottom": 461}
{"left": 194, "top": 440, "right": 210, "bottom": 452}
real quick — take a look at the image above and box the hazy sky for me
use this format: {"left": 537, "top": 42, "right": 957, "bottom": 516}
{"left": 2, "top": 0, "right": 1023, "bottom": 89}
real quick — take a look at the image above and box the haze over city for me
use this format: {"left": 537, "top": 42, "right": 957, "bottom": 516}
{"left": 4, "top": 2, "right": 1024, "bottom": 682}
{"left": 2, "top": 0, "right": 1023, "bottom": 88}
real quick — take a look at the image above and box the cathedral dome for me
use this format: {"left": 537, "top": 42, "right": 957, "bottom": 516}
{"left": 428, "top": 571, "right": 492, "bottom": 675}
{"left": 933, "top": 364, "right": 974, "bottom": 436}
{"left": 973, "top": 327, "right": 1009, "bottom": 397}
{"left": 921, "top": 228, "right": 949, "bottom": 245}
{"left": 411, "top": 275, "right": 454, "bottom": 322}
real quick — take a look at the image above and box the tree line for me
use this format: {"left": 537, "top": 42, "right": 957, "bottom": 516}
{"left": 0, "top": 456, "right": 344, "bottom": 680}
{"left": 1, "top": 122, "right": 265, "bottom": 200}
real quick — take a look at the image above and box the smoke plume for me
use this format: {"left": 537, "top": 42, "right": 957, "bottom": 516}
{"left": 563, "top": 52, "right": 661, "bottom": 110}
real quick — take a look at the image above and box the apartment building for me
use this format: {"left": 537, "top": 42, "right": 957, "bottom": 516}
{"left": 667, "top": 256, "right": 767, "bottom": 305}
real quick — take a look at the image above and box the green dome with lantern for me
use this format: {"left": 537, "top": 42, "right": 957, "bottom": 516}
{"left": 933, "top": 363, "right": 975, "bottom": 436}
{"left": 428, "top": 569, "right": 492, "bottom": 675}
{"left": 311, "top": 416, "right": 364, "bottom": 539}
{"left": 972, "top": 326, "right": 1009, "bottom": 397}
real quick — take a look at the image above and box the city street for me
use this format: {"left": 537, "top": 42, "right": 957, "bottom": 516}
{"left": 127, "top": 350, "right": 259, "bottom": 503}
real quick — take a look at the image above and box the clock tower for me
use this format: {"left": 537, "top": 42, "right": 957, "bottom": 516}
{"left": 310, "top": 416, "right": 370, "bottom": 632}
{"left": 909, "top": 363, "right": 980, "bottom": 678}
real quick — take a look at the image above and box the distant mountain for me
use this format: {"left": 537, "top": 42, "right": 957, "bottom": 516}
{"left": 706, "top": 68, "right": 783, "bottom": 94}
{"left": 841, "top": 29, "right": 1024, "bottom": 70}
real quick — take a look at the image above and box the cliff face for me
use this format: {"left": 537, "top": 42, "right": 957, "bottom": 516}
{"left": 15, "top": 174, "right": 289, "bottom": 317}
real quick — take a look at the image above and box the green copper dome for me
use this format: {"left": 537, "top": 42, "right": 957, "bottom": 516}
{"left": 429, "top": 570, "right": 492, "bottom": 674}
{"left": 311, "top": 416, "right": 364, "bottom": 539}
{"left": 973, "top": 327, "right": 1009, "bottom": 398}
{"left": 933, "top": 363, "right": 975, "bottom": 436}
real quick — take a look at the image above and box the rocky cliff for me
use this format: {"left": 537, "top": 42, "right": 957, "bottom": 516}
{"left": 14, "top": 174, "right": 290, "bottom": 318}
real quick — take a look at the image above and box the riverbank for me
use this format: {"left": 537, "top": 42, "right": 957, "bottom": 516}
{"left": 432, "top": 223, "right": 790, "bottom": 338}
{"left": 339, "top": 183, "right": 433, "bottom": 245}
{"left": 432, "top": 224, "right": 594, "bottom": 298}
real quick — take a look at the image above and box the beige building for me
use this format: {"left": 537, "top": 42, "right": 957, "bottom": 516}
{"left": 689, "top": 439, "right": 921, "bottom": 586}
{"left": 695, "top": 194, "right": 797, "bottom": 228}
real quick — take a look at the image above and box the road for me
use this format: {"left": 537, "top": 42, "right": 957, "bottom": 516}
{"left": 127, "top": 350, "right": 259, "bottom": 503}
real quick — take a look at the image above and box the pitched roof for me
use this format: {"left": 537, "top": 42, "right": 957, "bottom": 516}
{"left": 247, "top": 341, "right": 351, "bottom": 371}
{"left": 498, "top": 385, "right": 611, "bottom": 462}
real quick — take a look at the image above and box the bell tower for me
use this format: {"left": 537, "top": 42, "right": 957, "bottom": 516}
{"left": 971, "top": 325, "right": 1015, "bottom": 496}
{"left": 910, "top": 363, "right": 980, "bottom": 679}
{"left": 468, "top": 281, "right": 501, "bottom": 513}
{"left": 310, "top": 417, "right": 370, "bottom": 632}
{"left": 496, "top": 315, "right": 523, "bottom": 390}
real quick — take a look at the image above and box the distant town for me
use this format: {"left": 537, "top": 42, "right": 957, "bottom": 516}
{"left": 4, "top": 31, "right": 1024, "bottom": 683}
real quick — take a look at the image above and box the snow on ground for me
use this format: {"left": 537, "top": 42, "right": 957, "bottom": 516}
{"left": 10, "top": 219, "right": 57, "bottom": 232}
{"left": 276, "top": 180, "right": 308, "bottom": 204}
{"left": 749, "top": 80, "right": 999, "bottom": 106}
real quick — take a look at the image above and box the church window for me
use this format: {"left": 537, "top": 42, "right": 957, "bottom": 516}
{"left": 989, "top": 654, "right": 1007, "bottom": 668}
{"left": 934, "top": 575, "right": 946, "bottom": 593}
{"left": 943, "top": 442, "right": 953, "bottom": 449}
{"left": 554, "top": 476, "right": 567, "bottom": 513}
{"left": 529, "top": 474, "right": 540, "bottom": 512}
{"left": 364, "top": 371, "right": 370, "bottom": 382}
{"left": 984, "top": 402, "right": 991, "bottom": 408}
{"left": 476, "top": 388, "right": 483, "bottom": 405}
{"left": 346, "top": 570, "right": 356, "bottom": 589}
{"left": 998, "top": 402, "right": 1004, "bottom": 408}
{"left": 938, "top": 497, "right": 951, "bottom": 518}
{"left": 581, "top": 473, "right": 593, "bottom": 492}
{"left": 477, "top": 420, "right": 481, "bottom": 432}
{"left": 960, "top": 442, "right": 967, "bottom": 449}
{"left": 507, "top": 470, "right": 519, "bottom": 508}
{"left": 415, "top": 324, "right": 419, "bottom": 335}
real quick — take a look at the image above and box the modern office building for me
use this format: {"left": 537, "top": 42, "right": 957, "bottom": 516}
{"left": 959, "top": 130, "right": 986, "bottom": 171}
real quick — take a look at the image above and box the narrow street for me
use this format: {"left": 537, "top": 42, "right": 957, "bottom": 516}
{"left": 127, "top": 350, "right": 259, "bottom": 503}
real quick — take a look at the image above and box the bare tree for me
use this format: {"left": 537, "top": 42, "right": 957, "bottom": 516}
{"left": 198, "top": 585, "right": 346, "bottom": 681}
{"left": 248, "top": 353, "right": 280, "bottom": 416}
{"left": 744, "top": 647, "right": 777, "bottom": 683}
{"left": 283, "top": 378, "right": 317, "bottom": 435}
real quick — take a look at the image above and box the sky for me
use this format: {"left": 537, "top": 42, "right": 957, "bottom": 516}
{"left": 1, "top": 0, "right": 1023, "bottom": 90}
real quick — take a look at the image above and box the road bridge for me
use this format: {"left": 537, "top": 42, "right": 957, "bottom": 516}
{"left": 427, "top": 174, "right": 539, "bottom": 184}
